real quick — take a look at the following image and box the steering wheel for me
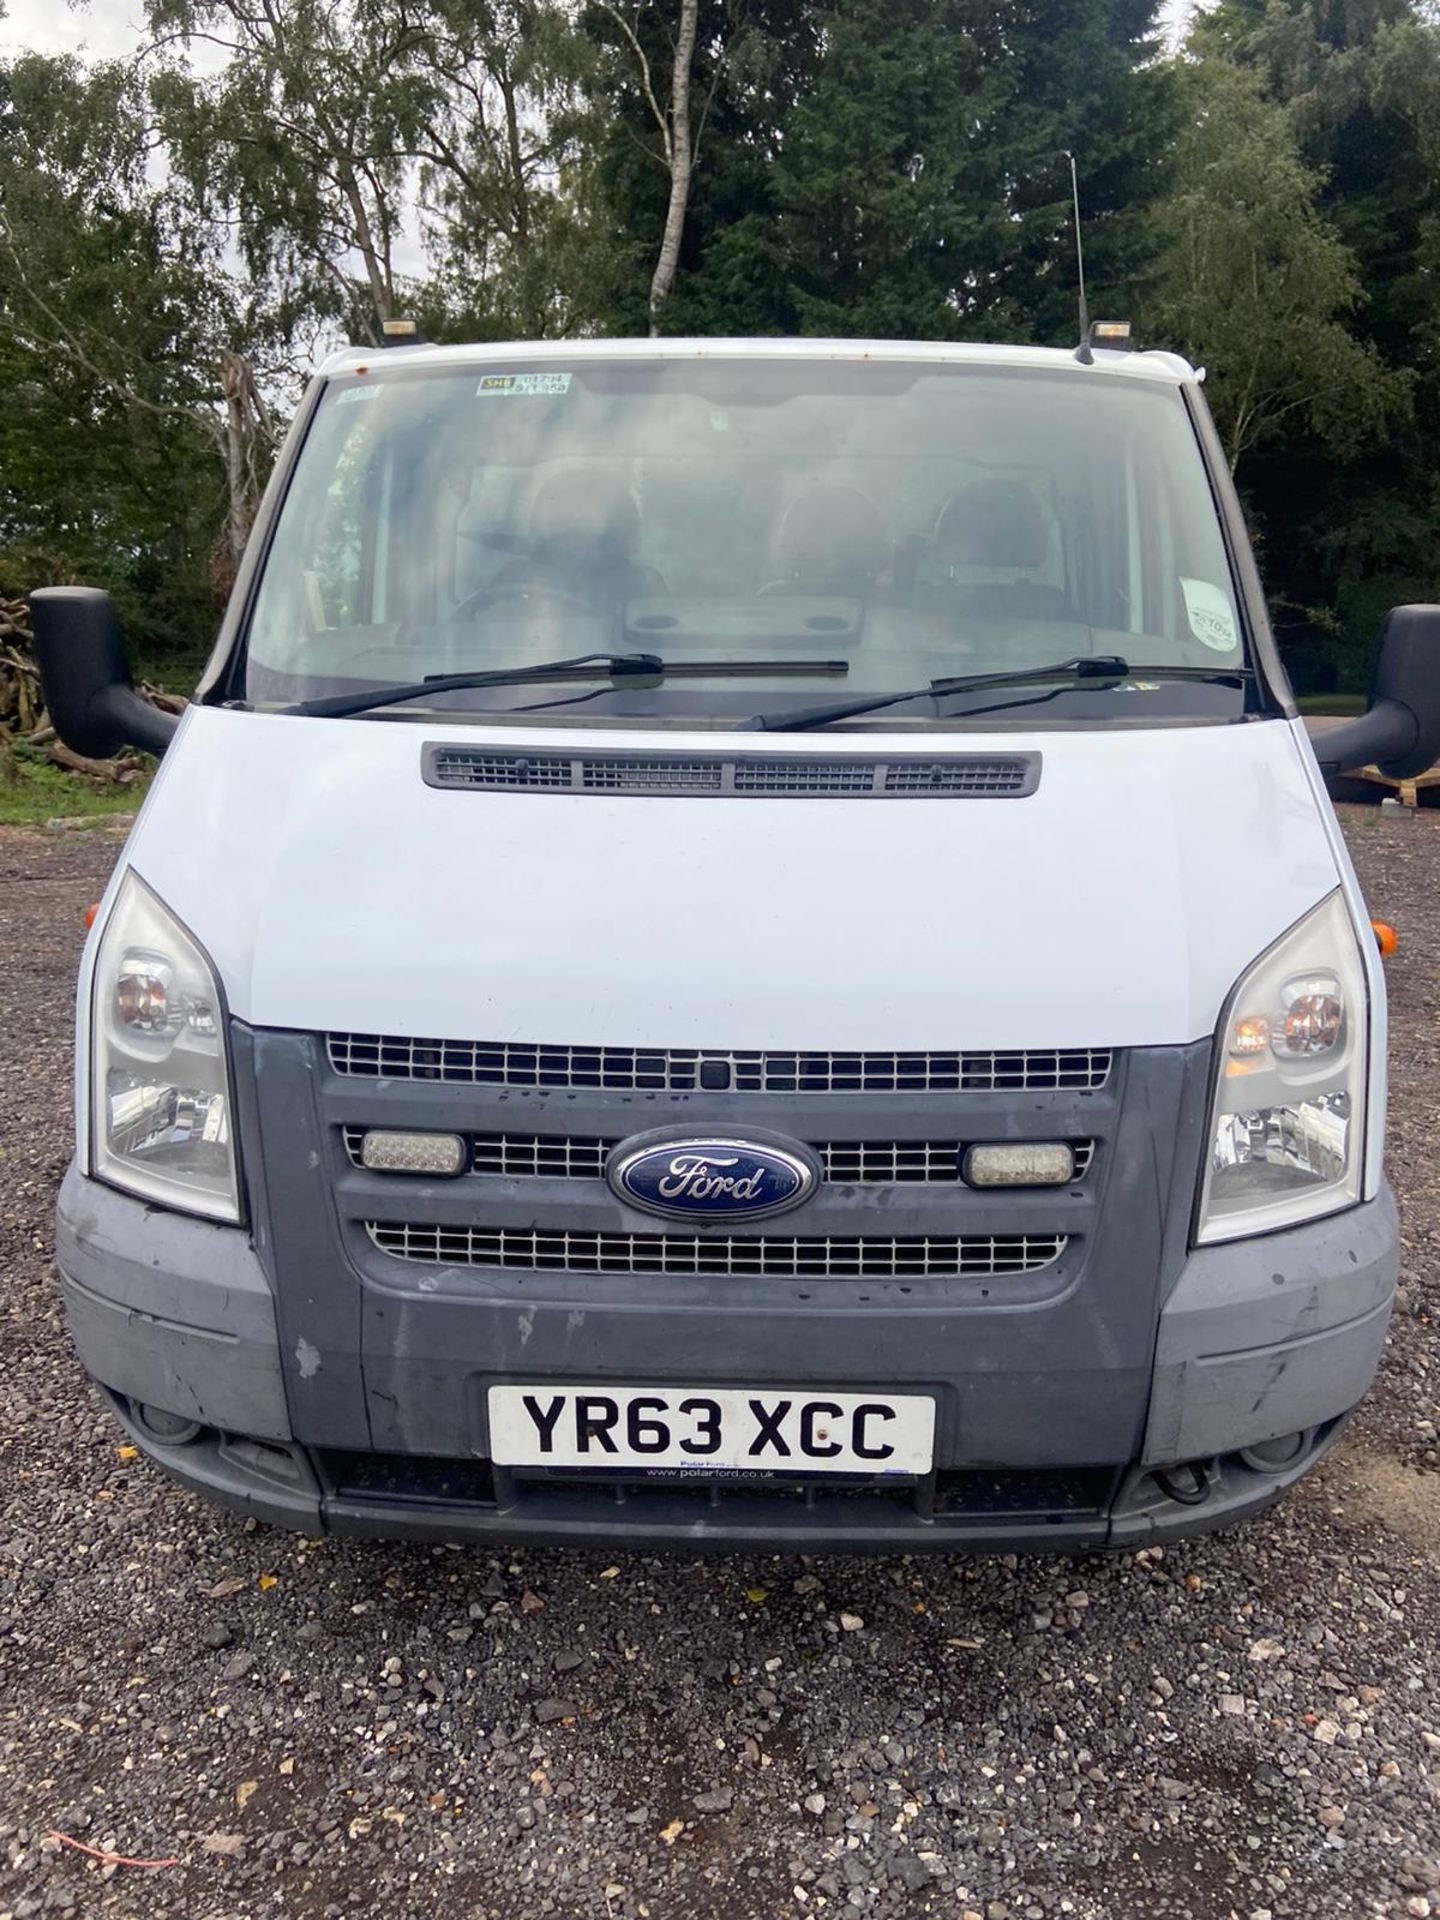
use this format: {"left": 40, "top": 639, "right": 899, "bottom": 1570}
{"left": 453, "top": 580, "right": 597, "bottom": 621}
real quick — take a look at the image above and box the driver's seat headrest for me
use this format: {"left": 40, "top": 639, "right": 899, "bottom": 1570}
{"left": 529, "top": 468, "right": 641, "bottom": 564}
{"left": 934, "top": 478, "right": 1049, "bottom": 570}
{"left": 774, "top": 484, "right": 890, "bottom": 591}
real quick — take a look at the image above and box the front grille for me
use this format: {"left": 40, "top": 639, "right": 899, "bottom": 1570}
{"left": 365, "top": 1223, "right": 1067, "bottom": 1277}
{"left": 328, "top": 1035, "right": 1113, "bottom": 1095}
{"left": 423, "top": 746, "right": 1040, "bottom": 799}
{"left": 823, "top": 1139, "right": 1095, "bottom": 1182}
{"left": 343, "top": 1128, "right": 1094, "bottom": 1184}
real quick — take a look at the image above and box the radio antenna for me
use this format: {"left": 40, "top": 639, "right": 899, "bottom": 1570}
{"left": 1063, "top": 149, "right": 1092, "bottom": 361}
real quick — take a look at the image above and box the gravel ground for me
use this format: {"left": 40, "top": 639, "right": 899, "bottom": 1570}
{"left": 2, "top": 808, "right": 1438, "bottom": 1920}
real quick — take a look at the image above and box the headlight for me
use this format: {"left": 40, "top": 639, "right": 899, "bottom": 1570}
{"left": 90, "top": 871, "right": 239, "bottom": 1222}
{"left": 1196, "top": 891, "right": 1367, "bottom": 1244}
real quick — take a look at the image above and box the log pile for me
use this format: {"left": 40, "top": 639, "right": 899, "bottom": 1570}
{"left": 0, "top": 597, "right": 44, "bottom": 739}
{"left": 0, "top": 595, "right": 186, "bottom": 785}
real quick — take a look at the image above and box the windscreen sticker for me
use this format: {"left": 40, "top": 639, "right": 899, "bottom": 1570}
{"left": 477, "top": 372, "right": 572, "bottom": 397}
{"left": 1181, "top": 577, "right": 1240, "bottom": 652}
{"left": 335, "top": 383, "right": 381, "bottom": 405}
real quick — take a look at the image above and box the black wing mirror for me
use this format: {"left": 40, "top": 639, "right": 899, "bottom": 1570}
{"left": 1313, "top": 605, "right": 1440, "bottom": 782}
{"left": 28, "top": 587, "right": 181, "bottom": 758}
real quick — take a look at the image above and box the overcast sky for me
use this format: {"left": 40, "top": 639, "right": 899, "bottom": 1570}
{"left": 3, "top": 0, "right": 151, "bottom": 59}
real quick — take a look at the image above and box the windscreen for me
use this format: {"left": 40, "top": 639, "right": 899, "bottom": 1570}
{"left": 243, "top": 356, "right": 1248, "bottom": 724}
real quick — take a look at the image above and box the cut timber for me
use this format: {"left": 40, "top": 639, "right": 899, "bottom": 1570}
{"left": 1348, "top": 764, "right": 1440, "bottom": 808}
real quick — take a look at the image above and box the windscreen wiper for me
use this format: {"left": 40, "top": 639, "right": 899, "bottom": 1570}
{"left": 738, "top": 656, "right": 1253, "bottom": 732}
{"left": 286, "top": 651, "right": 849, "bottom": 719}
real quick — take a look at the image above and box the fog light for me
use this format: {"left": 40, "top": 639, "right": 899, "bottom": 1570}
{"left": 360, "top": 1129, "right": 466, "bottom": 1175}
{"left": 964, "top": 1142, "right": 1075, "bottom": 1187}
{"left": 1239, "top": 1430, "right": 1309, "bottom": 1473}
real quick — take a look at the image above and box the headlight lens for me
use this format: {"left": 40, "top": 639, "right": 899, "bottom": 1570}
{"left": 91, "top": 871, "right": 239, "bottom": 1222}
{"left": 1196, "top": 891, "right": 1367, "bottom": 1244}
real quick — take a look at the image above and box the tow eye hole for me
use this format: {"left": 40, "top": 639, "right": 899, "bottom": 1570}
{"left": 1153, "top": 1461, "right": 1210, "bottom": 1506}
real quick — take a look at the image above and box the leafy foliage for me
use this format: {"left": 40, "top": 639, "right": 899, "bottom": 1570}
{"left": 0, "top": 54, "right": 234, "bottom": 652}
{"left": 1152, "top": 58, "right": 1407, "bottom": 472}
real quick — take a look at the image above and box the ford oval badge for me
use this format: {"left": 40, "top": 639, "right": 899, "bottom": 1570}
{"left": 610, "top": 1136, "right": 815, "bottom": 1222}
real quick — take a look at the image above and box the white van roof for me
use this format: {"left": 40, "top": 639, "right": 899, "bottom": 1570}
{"left": 319, "top": 335, "right": 1197, "bottom": 387}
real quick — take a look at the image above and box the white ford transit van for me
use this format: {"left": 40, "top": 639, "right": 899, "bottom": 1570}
{"left": 32, "top": 334, "right": 1437, "bottom": 1552}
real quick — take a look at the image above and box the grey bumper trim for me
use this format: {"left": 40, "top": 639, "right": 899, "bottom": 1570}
{"left": 53, "top": 1165, "right": 1398, "bottom": 1548}
{"left": 1144, "top": 1186, "right": 1398, "bottom": 1464}
{"left": 55, "top": 1164, "right": 292, "bottom": 1442}
{"left": 101, "top": 1392, "right": 1350, "bottom": 1553}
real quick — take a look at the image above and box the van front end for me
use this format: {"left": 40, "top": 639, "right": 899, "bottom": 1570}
{"left": 52, "top": 709, "right": 1397, "bottom": 1553}
{"left": 54, "top": 1020, "right": 1397, "bottom": 1552}
{"left": 37, "top": 337, "right": 1419, "bottom": 1552}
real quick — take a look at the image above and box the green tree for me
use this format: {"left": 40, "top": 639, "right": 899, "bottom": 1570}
{"left": 769, "top": 0, "right": 996, "bottom": 339}
{"left": 0, "top": 52, "right": 259, "bottom": 658}
{"left": 145, "top": 0, "right": 433, "bottom": 341}
{"left": 1151, "top": 57, "right": 1405, "bottom": 472}
{"left": 583, "top": 0, "right": 808, "bottom": 335}
{"left": 149, "top": 0, "right": 609, "bottom": 342}
{"left": 586, "top": 0, "right": 1177, "bottom": 345}
{"left": 411, "top": 0, "right": 608, "bottom": 339}
{"left": 1179, "top": 0, "right": 1440, "bottom": 687}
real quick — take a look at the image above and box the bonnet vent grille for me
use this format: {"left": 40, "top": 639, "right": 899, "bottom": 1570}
{"left": 424, "top": 746, "right": 1039, "bottom": 799}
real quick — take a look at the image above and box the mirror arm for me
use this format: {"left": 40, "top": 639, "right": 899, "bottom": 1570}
{"left": 1311, "top": 699, "right": 1420, "bottom": 779}
{"left": 91, "top": 683, "right": 181, "bottom": 756}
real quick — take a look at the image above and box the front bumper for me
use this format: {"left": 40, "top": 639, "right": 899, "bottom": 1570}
{"left": 54, "top": 1166, "right": 1397, "bottom": 1552}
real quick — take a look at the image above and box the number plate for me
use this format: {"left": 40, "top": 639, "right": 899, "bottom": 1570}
{"left": 487, "top": 1386, "right": 935, "bottom": 1476}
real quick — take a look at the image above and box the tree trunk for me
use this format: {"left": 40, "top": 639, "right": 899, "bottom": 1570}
{"left": 500, "top": 68, "right": 542, "bottom": 336}
{"left": 648, "top": 0, "right": 699, "bottom": 336}
{"left": 339, "top": 169, "right": 394, "bottom": 336}
{"left": 219, "top": 351, "right": 253, "bottom": 567}
{"left": 216, "top": 351, "right": 274, "bottom": 592}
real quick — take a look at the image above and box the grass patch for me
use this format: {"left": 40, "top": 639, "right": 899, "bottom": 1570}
{"left": 1296, "top": 692, "right": 1367, "bottom": 716}
{"left": 0, "top": 747, "right": 150, "bottom": 826}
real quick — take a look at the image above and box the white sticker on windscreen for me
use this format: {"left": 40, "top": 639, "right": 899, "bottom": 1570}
{"left": 477, "top": 372, "right": 572, "bottom": 397}
{"left": 335, "top": 383, "right": 381, "bottom": 405}
{"left": 1181, "top": 577, "right": 1239, "bottom": 652}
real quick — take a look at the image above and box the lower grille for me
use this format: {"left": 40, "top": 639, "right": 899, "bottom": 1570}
{"left": 316, "top": 1453, "right": 1118, "bottom": 1527}
{"left": 935, "top": 1467, "right": 1116, "bottom": 1515}
{"left": 365, "top": 1223, "right": 1067, "bottom": 1278}
{"left": 343, "top": 1128, "right": 1094, "bottom": 1185}
{"left": 323, "top": 1450, "right": 497, "bottom": 1506}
